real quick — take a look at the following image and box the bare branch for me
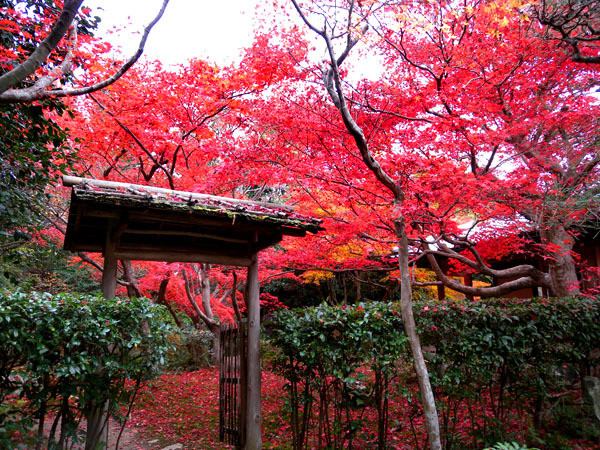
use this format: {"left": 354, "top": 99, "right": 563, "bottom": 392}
{"left": 534, "top": 0, "right": 600, "bottom": 64}
{"left": 425, "top": 250, "right": 551, "bottom": 296}
{"left": 89, "top": 94, "right": 175, "bottom": 189}
{"left": 182, "top": 269, "right": 217, "bottom": 329}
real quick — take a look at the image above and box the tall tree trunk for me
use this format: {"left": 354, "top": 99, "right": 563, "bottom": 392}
{"left": 395, "top": 215, "right": 442, "bottom": 450}
{"left": 85, "top": 401, "right": 109, "bottom": 450}
{"left": 289, "top": 3, "right": 443, "bottom": 446}
{"left": 155, "top": 274, "right": 184, "bottom": 328}
{"left": 540, "top": 223, "right": 580, "bottom": 296}
{"left": 182, "top": 266, "right": 221, "bottom": 367}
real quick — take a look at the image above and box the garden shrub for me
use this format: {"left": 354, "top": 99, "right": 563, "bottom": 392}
{"left": 269, "top": 296, "right": 600, "bottom": 449}
{"left": 415, "top": 296, "right": 600, "bottom": 448}
{"left": 0, "top": 290, "right": 172, "bottom": 449}
{"left": 268, "top": 302, "right": 407, "bottom": 449}
{"left": 165, "top": 326, "right": 214, "bottom": 371}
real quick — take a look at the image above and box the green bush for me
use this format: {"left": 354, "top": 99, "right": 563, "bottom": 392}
{"left": 166, "top": 326, "right": 214, "bottom": 371}
{"left": 269, "top": 296, "right": 600, "bottom": 449}
{"left": 0, "top": 290, "right": 172, "bottom": 448}
{"left": 269, "top": 302, "right": 407, "bottom": 449}
{"left": 415, "top": 296, "right": 600, "bottom": 448}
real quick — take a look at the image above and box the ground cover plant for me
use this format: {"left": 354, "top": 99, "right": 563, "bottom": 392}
{"left": 0, "top": 291, "right": 172, "bottom": 449}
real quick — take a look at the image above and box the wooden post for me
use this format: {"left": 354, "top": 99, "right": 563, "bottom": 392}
{"left": 87, "top": 223, "right": 117, "bottom": 449}
{"left": 245, "top": 250, "right": 262, "bottom": 449}
{"left": 239, "top": 324, "right": 247, "bottom": 448}
{"left": 102, "top": 221, "right": 118, "bottom": 299}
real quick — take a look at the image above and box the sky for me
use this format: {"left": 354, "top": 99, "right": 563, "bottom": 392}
{"left": 84, "top": 0, "right": 377, "bottom": 80}
{"left": 86, "top": 0, "right": 265, "bottom": 66}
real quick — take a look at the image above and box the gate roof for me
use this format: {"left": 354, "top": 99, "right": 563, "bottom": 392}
{"left": 62, "top": 176, "right": 323, "bottom": 266}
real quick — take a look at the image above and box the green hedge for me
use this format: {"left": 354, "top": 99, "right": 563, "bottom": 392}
{"left": 269, "top": 302, "right": 407, "bottom": 449}
{"left": 416, "top": 296, "right": 600, "bottom": 448}
{"left": 0, "top": 291, "right": 172, "bottom": 448}
{"left": 268, "top": 297, "right": 600, "bottom": 449}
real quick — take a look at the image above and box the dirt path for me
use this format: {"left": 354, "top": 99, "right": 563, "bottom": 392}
{"left": 39, "top": 417, "right": 184, "bottom": 450}
{"left": 105, "top": 420, "right": 174, "bottom": 449}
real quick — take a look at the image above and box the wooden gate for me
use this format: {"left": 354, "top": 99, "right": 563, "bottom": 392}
{"left": 219, "top": 324, "right": 247, "bottom": 447}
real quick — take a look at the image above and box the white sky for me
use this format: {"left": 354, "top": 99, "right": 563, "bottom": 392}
{"left": 84, "top": 0, "right": 382, "bottom": 84}
{"left": 86, "top": 0, "right": 265, "bottom": 67}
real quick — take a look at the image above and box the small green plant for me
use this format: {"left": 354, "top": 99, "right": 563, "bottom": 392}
{"left": 484, "top": 442, "right": 539, "bottom": 450}
{"left": 166, "top": 326, "right": 214, "bottom": 370}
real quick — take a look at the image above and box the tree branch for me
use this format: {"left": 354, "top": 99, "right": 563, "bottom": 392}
{"left": 182, "top": 268, "right": 217, "bottom": 330}
{"left": 425, "top": 250, "right": 551, "bottom": 297}
{"left": 0, "top": 0, "right": 83, "bottom": 94}
{"left": 0, "top": 0, "right": 170, "bottom": 103}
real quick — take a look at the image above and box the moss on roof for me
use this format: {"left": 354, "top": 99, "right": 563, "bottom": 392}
{"left": 72, "top": 185, "right": 324, "bottom": 233}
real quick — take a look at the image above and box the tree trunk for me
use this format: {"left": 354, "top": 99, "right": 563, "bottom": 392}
{"left": 200, "top": 265, "right": 221, "bottom": 365}
{"left": 327, "top": 277, "right": 337, "bottom": 305}
{"left": 122, "top": 260, "right": 141, "bottom": 298}
{"left": 85, "top": 401, "right": 109, "bottom": 450}
{"left": 288, "top": 3, "right": 442, "bottom": 444}
{"left": 540, "top": 223, "right": 580, "bottom": 296}
{"left": 155, "top": 275, "right": 185, "bottom": 328}
{"left": 395, "top": 215, "right": 442, "bottom": 450}
{"left": 212, "top": 324, "right": 221, "bottom": 366}
{"left": 88, "top": 224, "right": 117, "bottom": 449}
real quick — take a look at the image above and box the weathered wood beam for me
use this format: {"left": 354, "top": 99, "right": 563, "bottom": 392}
{"left": 76, "top": 208, "right": 277, "bottom": 235}
{"left": 253, "top": 232, "right": 283, "bottom": 253}
{"left": 76, "top": 209, "right": 120, "bottom": 219}
{"left": 117, "top": 241, "right": 247, "bottom": 255}
{"left": 114, "top": 249, "right": 251, "bottom": 266}
{"left": 126, "top": 211, "right": 282, "bottom": 234}
{"left": 74, "top": 205, "right": 83, "bottom": 233}
{"left": 245, "top": 244, "right": 262, "bottom": 449}
{"left": 111, "top": 215, "right": 128, "bottom": 244}
{"left": 278, "top": 226, "right": 307, "bottom": 237}
{"left": 124, "top": 228, "right": 249, "bottom": 244}
{"left": 69, "top": 243, "right": 104, "bottom": 252}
